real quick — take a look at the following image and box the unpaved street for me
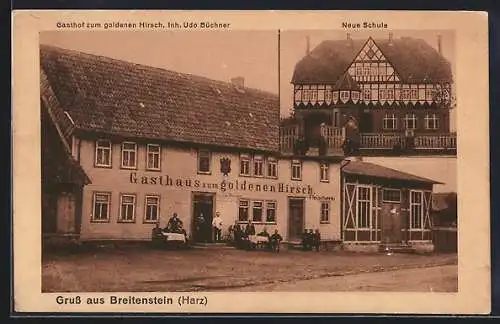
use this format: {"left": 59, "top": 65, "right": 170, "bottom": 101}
{"left": 227, "top": 264, "right": 458, "bottom": 292}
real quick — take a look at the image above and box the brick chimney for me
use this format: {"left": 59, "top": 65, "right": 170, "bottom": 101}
{"left": 231, "top": 76, "right": 245, "bottom": 88}
{"left": 437, "top": 34, "right": 442, "bottom": 55}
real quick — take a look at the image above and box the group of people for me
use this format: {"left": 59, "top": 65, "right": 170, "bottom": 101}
{"left": 231, "top": 220, "right": 283, "bottom": 253}
{"left": 302, "top": 229, "right": 321, "bottom": 252}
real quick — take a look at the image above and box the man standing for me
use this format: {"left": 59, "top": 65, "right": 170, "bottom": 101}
{"left": 212, "top": 212, "right": 223, "bottom": 242}
{"left": 270, "top": 229, "right": 283, "bottom": 253}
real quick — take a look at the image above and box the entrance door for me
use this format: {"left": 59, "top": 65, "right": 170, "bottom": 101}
{"left": 359, "top": 111, "right": 373, "bottom": 133}
{"left": 288, "top": 198, "right": 305, "bottom": 242}
{"left": 380, "top": 202, "right": 402, "bottom": 243}
{"left": 192, "top": 193, "right": 214, "bottom": 243}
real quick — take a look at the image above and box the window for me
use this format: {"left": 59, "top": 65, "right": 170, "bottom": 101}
{"left": 363, "top": 89, "right": 371, "bottom": 100}
{"left": 401, "top": 89, "right": 411, "bottom": 100}
{"left": 95, "top": 140, "right": 112, "bottom": 167}
{"left": 144, "top": 195, "right": 160, "bottom": 223}
{"left": 404, "top": 114, "right": 417, "bottom": 130}
{"left": 370, "top": 67, "right": 378, "bottom": 76}
{"left": 356, "top": 67, "right": 363, "bottom": 75}
{"left": 425, "top": 88, "right": 434, "bottom": 100}
{"left": 320, "top": 201, "right": 330, "bottom": 223}
{"left": 253, "top": 155, "right": 264, "bottom": 177}
{"left": 425, "top": 114, "right": 439, "bottom": 130}
{"left": 363, "top": 67, "right": 370, "bottom": 76}
{"left": 387, "top": 89, "right": 394, "bottom": 100}
{"left": 252, "top": 201, "right": 263, "bottom": 222}
{"left": 291, "top": 160, "right": 302, "bottom": 180}
{"left": 383, "top": 189, "right": 401, "bottom": 203}
{"left": 198, "top": 149, "right": 211, "bottom": 173}
{"left": 119, "top": 194, "right": 136, "bottom": 222}
{"left": 410, "top": 191, "right": 423, "bottom": 229}
{"left": 311, "top": 90, "right": 318, "bottom": 101}
{"left": 340, "top": 91, "right": 350, "bottom": 101}
{"left": 266, "top": 201, "right": 277, "bottom": 223}
{"left": 332, "top": 91, "right": 339, "bottom": 102}
{"left": 379, "top": 89, "right": 387, "bottom": 100}
{"left": 302, "top": 90, "right": 311, "bottom": 101}
{"left": 320, "top": 163, "right": 329, "bottom": 182}
{"left": 147, "top": 144, "right": 161, "bottom": 170}
{"left": 411, "top": 89, "right": 419, "bottom": 100}
{"left": 240, "top": 154, "right": 251, "bottom": 176}
{"left": 267, "top": 157, "right": 278, "bottom": 178}
{"left": 357, "top": 186, "right": 371, "bottom": 228}
{"left": 92, "top": 192, "right": 110, "bottom": 222}
{"left": 121, "top": 142, "right": 137, "bottom": 169}
{"left": 324, "top": 90, "right": 332, "bottom": 101}
{"left": 351, "top": 91, "right": 360, "bottom": 100}
{"left": 238, "top": 200, "right": 249, "bottom": 222}
{"left": 383, "top": 114, "right": 397, "bottom": 130}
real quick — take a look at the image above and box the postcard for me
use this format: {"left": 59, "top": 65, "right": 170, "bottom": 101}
{"left": 12, "top": 10, "right": 490, "bottom": 314}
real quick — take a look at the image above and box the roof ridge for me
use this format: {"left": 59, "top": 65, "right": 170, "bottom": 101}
{"left": 39, "top": 44, "right": 279, "bottom": 100}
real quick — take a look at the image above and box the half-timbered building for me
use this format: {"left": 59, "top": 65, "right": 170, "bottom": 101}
{"left": 281, "top": 34, "right": 456, "bottom": 156}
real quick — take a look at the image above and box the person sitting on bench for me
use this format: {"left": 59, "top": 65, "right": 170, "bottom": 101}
{"left": 270, "top": 229, "right": 283, "bottom": 253}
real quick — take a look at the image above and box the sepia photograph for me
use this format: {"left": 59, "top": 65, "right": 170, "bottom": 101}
{"left": 40, "top": 29, "right": 458, "bottom": 294}
{"left": 12, "top": 10, "right": 489, "bottom": 314}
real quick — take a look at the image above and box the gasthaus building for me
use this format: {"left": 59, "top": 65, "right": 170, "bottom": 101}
{"left": 40, "top": 44, "right": 439, "bottom": 252}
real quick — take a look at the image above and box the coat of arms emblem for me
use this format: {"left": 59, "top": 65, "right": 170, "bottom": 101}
{"left": 220, "top": 157, "right": 231, "bottom": 176}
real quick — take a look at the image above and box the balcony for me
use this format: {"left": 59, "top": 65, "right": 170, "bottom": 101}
{"left": 279, "top": 124, "right": 457, "bottom": 157}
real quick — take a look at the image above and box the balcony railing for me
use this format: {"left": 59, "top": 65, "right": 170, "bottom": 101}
{"left": 280, "top": 124, "right": 457, "bottom": 156}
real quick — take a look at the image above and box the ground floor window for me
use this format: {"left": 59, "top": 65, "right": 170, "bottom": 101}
{"left": 92, "top": 192, "right": 111, "bottom": 222}
{"left": 144, "top": 195, "right": 160, "bottom": 223}
{"left": 320, "top": 201, "right": 330, "bottom": 223}
{"left": 410, "top": 191, "right": 423, "bottom": 229}
{"left": 357, "top": 186, "right": 371, "bottom": 229}
{"left": 119, "top": 194, "right": 136, "bottom": 222}
{"left": 238, "top": 198, "right": 277, "bottom": 224}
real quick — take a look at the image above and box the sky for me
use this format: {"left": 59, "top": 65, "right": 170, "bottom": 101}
{"left": 40, "top": 30, "right": 456, "bottom": 128}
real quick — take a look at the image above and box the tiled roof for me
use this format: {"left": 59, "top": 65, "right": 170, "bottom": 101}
{"left": 40, "top": 45, "right": 280, "bottom": 153}
{"left": 292, "top": 37, "right": 453, "bottom": 84}
{"left": 342, "top": 161, "right": 441, "bottom": 184}
{"left": 333, "top": 72, "right": 360, "bottom": 91}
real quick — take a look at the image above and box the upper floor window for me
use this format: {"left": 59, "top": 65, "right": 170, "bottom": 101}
{"left": 320, "top": 201, "right": 330, "bottom": 223}
{"left": 198, "top": 149, "right": 211, "bottom": 173}
{"left": 363, "top": 89, "right": 371, "bottom": 100}
{"left": 411, "top": 89, "right": 419, "bottom": 100}
{"left": 356, "top": 67, "right": 363, "bottom": 75}
{"left": 351, "top": 91, "right": 360, "bottom": 100}
{"left": 383, "top": 114, "right": 398, "bottom": 130}
{"left": 425, "top": 88, "right": 434, "bottom": 101}
{"left": 311, "top": 90, "right": 318, "bottom": 101}
{"left": 340, "top": 91, "right": 350, "bottom": 101}
{"left": 425, "top": 114, "right": 439, "bottom": 130}
{"left": 324, "top": 91, "right": 332, "bottom": 101}
{"left": 302, "top": 90, "right": 311, "bottom": 101}
{"left": 387, "top": 89, "right": 395, "bottom": 100}
{"left": 401, "top": 89, "right": 411, "bottom": 100}
{"left": 253, "top": 155, "right": 264, "bottom": 177}
{"left": 363, "top": 67, "right": 370, "bottom": 76}
{"left": 320, "top": 163, "right": 329, "bottom": 182}
{"left": 267, "top": 157, "right": 278, "bottom": 178}
{"left": 121, "top": 142, "right": 137, "bottom": 169}
{"left": 95, "top": 140, "right": 112, "bottom": 167}
{"left": 240, "top": 154, "right": 251, "bottom": 176}
{"left": 379, "top": 89, "right": 387, "bottom": 100}
{"left": 404, "top": 114, "right": 417, "bottom": 130}
{"left": 146, "top": 144, "right": 161, "bottom": 171}
{"left": 119, "top": 194, "right": 136, "bottom": 223}
{"left": 291, "top": 159, "right": 302, "bottom": 180}
{"left": 92, "top": 192, "right": 111, "bottom": 222}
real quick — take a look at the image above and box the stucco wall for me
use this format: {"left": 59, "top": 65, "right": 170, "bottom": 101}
{"left": 77, "top": 139, "right": 342, "bottom": 241}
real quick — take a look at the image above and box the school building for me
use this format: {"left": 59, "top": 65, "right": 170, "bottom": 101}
{"left": 40, "top": 44, "right": 439, "bottom": 251}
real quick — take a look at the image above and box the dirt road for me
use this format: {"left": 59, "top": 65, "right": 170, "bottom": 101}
{"left": 226, "top": 265, "right": 458, "bottom": 292}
